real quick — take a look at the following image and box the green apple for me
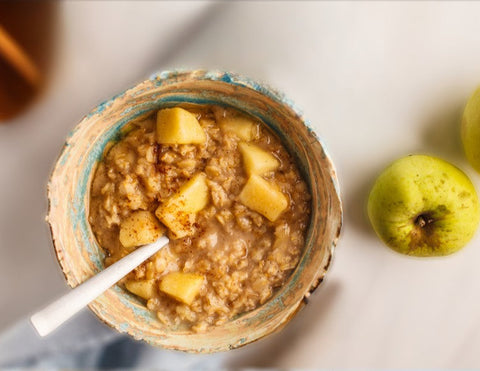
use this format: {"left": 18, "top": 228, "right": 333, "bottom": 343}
{"left": 462, "top": 86, "right": 480, "bottom": 173}
{"left": 368, "top": 155, "right": 480, "bottom": 257}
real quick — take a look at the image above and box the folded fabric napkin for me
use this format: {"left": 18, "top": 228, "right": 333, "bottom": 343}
{"left": 0, "top": 309, "right": 223, "bottom": 369}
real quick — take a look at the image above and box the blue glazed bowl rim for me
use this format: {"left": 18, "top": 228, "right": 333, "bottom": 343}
{"left": 47, "top": 69, "right": 343, "bottom": 352}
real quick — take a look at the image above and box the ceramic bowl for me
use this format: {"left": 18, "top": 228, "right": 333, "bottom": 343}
{"left": 47, "top": 70, "right": 342, "bottom": 352}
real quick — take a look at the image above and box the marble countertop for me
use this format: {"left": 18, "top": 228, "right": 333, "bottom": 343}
{"left": 2, "top": 1, "right": 480, "bottom": 368}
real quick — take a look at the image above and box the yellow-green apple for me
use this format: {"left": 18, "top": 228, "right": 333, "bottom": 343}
{"left": 462, "top": 86, "right": 480, "bottom": 173}
{"left": 368, "top": 155, "right": 480, "bottom": 256}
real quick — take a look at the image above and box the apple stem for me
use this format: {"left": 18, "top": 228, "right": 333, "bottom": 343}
{"left": 415, "top": 214, "right": 434, "bottom": 228}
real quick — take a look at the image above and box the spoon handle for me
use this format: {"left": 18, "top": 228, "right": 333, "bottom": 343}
{"left": 30, "top": 236, "right": 169, "bottom": 337}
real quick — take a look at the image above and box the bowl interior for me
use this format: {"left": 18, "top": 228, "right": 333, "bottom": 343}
{"left": 47, "top": 70, "right": 342, "bottom": 352}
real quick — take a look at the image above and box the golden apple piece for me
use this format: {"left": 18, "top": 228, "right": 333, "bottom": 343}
{"left": 125, "top": 279, "right": 156, "bottom": 300}
{"left": 155, "top": 173, "right": 209, "bottom": 238}
{"left": 239, "top": 174, "right": 288, "bottom": 221}
{"left": 239, "top": 142, "right": 280, "bottom": 175}
{"left": 368, "top": 155, "right": 480, "bottom": 256}
{"left": 119, "top": 210, "right": 165, "bottom": 248}
{"left": 159, "top": 272, "right": 204, "bottom": 305}
{"left": 462, "top": 86, "right": 480, "bottom": 174}
{"left": 219, "top": 114, "right": 258, "bottom": 141}
{"left": 156, "top": 107, "right": 206, "bottom": 144}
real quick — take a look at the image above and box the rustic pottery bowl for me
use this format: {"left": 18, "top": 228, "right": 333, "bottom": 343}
{"left": 47, "top": 70, "right": 342, "bottom": 352}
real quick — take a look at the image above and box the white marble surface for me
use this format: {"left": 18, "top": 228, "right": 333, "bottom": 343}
{"left": 2, "top": 1, "right": 480, "bottom": 368}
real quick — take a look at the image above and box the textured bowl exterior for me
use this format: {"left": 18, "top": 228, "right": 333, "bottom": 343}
{"left": 47, "top": 70, "right": 342, "bottom": 352}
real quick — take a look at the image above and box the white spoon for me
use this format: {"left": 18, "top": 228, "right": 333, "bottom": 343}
{"left": 30, "top": 236, "right": 169, "bottom": 337}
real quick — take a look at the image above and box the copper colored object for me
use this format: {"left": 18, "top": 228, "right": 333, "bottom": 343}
{"left": 0, "top": 25, "right": 39, "bottom": 121}
{"left": 0, "top": 24, "right": 41, "bottom": 88}
{"left": 0, "top": 2, "right": 56, "bottom": 121}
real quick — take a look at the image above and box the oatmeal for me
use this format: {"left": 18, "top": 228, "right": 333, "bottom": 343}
{"left": 89, "top": 105, "right": 311, "bottom": 331}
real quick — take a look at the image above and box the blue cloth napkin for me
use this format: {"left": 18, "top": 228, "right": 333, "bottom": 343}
{"left": 0, "top": 309, "right": 224, "bottom": 368}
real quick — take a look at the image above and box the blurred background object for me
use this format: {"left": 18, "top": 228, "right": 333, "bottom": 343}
{"left": 0, "top": 1, "right": 56, "bottom": 121}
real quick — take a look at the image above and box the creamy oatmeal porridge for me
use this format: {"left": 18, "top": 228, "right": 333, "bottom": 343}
{"left": 89, "top": 105, "right": 311, "bottom": 331}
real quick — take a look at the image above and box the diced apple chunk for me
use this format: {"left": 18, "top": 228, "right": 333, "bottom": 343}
{"left": 159, "top": 272, "right": 204, "bottom": 305}
{"left": 155, "top": 173, "right": 209, "bottom": 238}
{"left": 219, "top": 115, "right": 258, "bottom": 141}
{"left": 156, "top": 107, "right": 206, "bottom": 144}
{"left": 119, "top": 211, "right": 165, "bottom": 248}
{"left": 239, "top": 174, "right": 288, "bottom": 222}
{"left": 125, "top": 279, "right": 156, "bottom": 300}
{"left": 239, "top": 142, "right": 280, "bottom": 176}
{"left": 145, "top": 261, "right": 155, "bottom": 280}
